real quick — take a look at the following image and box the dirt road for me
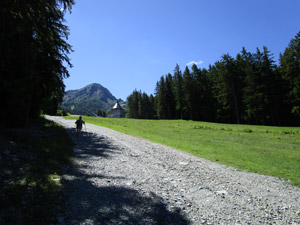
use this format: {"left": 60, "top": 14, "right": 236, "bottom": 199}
{"left": 47, "top": 116, "right": 300, "bottom": 225}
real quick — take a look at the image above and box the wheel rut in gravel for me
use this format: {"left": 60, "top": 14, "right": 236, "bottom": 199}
{"left": 47, "top": 116, "right": 300, "bottom": 225}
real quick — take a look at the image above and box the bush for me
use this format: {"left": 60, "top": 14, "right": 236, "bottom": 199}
{"left": 56, "top": 109, "right": 68, "bottom": 116}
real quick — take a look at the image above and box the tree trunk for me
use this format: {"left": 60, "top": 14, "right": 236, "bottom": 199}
{"left": 231, "top": 83, "right": 240, "bottom": 124}
{"left": 25, "top": 94, "right": 32, "bottom": 126}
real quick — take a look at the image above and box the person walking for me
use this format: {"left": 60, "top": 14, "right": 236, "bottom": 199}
{"left": 75, "top": 116, "right": 85, "bottom": 136}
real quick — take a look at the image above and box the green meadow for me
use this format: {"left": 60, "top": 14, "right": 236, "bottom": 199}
{"left": 67, "top": 116, "right": 300, "bottom": 187}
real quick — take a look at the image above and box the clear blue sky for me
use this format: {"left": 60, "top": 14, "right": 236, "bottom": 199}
{"left": 64, "top": 0, "right": 300, "bottom": 100}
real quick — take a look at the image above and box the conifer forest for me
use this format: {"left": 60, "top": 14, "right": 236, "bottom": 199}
{"left": 127, "top": 32, "right": 300, "bottom": 126}
{"left": 0, "top": 0, "right": 75, "bottom": 127}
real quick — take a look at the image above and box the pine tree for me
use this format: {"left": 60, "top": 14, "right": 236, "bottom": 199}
{"left": 173, "top": 64, "right": 184, "bottom": 119}
{"left": 242, "top": 47, "right": 279, "bottom": 125}
{"left": 260, "top": 46, "right": 282, "bottom": 125}
{"left": 192, "top": 65, "right": 215, "bottom": 121}
{"left": 149, "top": 94, "right": 157, "bottom": 119}
{"left": 279, "top": 31, "right": 300, "bottom": 125}
{"left": 209, "top": 54, "right": 243, "bottom": 124}
{"left": 126, "top": 90, "right": 140, "bottom": 118}
{"left": 183, "top": 66, "right": 193, "bottom": 119}
{"left": 165, "top": 73, "right": 176, "bottom": 119}
{"left": 156, "top": 76, "right": 167, "bottom": 119}
{"left": 0, "top": 0, "right": 74, "bottom": 127}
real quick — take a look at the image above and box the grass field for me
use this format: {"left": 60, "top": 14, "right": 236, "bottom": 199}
{"left": 67, "top": 116, "right": 300, "bottom": 187}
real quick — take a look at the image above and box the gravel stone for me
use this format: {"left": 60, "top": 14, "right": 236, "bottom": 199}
{"left": 47, "top": 116, "right": 300, "bottom": 225}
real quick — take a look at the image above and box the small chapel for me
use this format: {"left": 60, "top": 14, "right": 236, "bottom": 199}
{"left": 107, "top": 101, "right": 125, "bottom": 118}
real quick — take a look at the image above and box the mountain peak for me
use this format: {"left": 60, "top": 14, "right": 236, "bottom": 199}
{"left": 86, "top": 83, "right": 104, "bottom": 88}
{"left": 60, "top": 83, "right": 123, "bottom": 115}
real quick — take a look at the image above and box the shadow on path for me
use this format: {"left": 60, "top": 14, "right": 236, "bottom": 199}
{"left": 62, "top": 127, "right": 191, "bottom": 225}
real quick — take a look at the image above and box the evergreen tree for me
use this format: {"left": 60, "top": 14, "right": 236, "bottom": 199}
{"left": 242, "top": 47, "right": 279, "bottom": 125}
{"left": 137, "top": 91, "right": 143, "bottom": 119}
{"left": 173, "top": 64, "right": 184, "bottom": 119}
{"left": 209, "top": 54, "right": 243, "bottom": 124}
{"left": 279, "top": 31, "right": 300, "bottom": 125}
{"left": 165, "top": 73, "right": 176, "bottom": 119}
{"left": 260, "top": 46, "right": 282, "bottom": 125}
{"left": 97, "top": 109, "right": 107, "bottom": 117}
{"left": 149, "top": 94, "right": 157, "bottom": 119}
{"left": 182, "top": 66, "right": 193, "bottom": 119}
{"left": 126, "top": 90, "right": 140, "bottom": 118}
{"left": 127, "top": 90, "right": 156, "bottom": 119}
{"left": 0, "top": 0, "right": 74, "bottom": 127}
{"left": 192, "top": 65, "right": 215, "bottom": 121}
{"left": 156, "top": 76, "right": 167, "bottom": 119}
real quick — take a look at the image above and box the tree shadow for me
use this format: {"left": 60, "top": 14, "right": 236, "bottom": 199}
{"left": 70, "top": 129, "right": 122, "bottom": 159}
{"left": 61, "top": 127, "right": 191, "bottom": 225}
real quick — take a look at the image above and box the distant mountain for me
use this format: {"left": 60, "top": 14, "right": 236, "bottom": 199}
{"left": 60, "top": 83, "right": 125, "bottom": 115}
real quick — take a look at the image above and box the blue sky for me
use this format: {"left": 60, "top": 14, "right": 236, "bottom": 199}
{"left": 64, "top": 0, "right": 300, "bottom": 100}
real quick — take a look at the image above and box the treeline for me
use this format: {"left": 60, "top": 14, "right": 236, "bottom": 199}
{"left": 126, "top": 31, "right": 300, "bottom": 126}
{"left": 126, "top": 90, "right": 156, "bottom": 119}
{"left": 0, "top": 0, "right": 74, "bottom": 127}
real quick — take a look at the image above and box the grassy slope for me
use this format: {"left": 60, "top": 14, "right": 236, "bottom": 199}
{"left": 67, "top": 116, "right": 300, "bottom": 187}
{"left": 0, "top": 118, "right": 73, "bottom": 225}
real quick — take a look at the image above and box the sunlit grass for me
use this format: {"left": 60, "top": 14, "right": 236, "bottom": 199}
{"left": 66, "top": 116, "right": 300, "bottom": 187}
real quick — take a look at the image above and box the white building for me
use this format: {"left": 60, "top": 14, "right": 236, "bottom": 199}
{"left": 107, "top": 101, "right": 125, "bottom": 118}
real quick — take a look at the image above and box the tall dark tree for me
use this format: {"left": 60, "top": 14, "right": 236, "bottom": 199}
{"left": 190, "top": 64, "right": 202, "bottom": 121}
{"left": 192, "top": 65, "right": 215, "bottom": 121}
{"left": 242, "top": 47, "right": 280, "bottom": 125}
{"left": 126, "top": 90, "right": 140, "bottom": 118}
{"left": 209, "top": 62, "right": 229, "bottom": 123}
{"left": 155, "top": 76, "right": 167, "bottom": 119}
{"left": 165, "top": 73, "right": 176, "bottom": 119}
{"left": 149, "top": 94, "right": 157, "bottom": 119}
{"left": 173, "top": 64, "right": 184, "bottom": 119}
{"left": 0, "top": 0, "right": 74, "bottom": 127}
{"left": 182, "top": 66, "right": 193, "bottom": 119}
{"left": 126, "top": 90, "right": 156, "bottom": 119}
{"left": 260, "top": 46, "right": 282, "bottom": 125}
{"left": 279, "top": 31, "right": 300, "bottom": 125}
{"left": 209, "top": 54, "right": 243, "bottom": 124}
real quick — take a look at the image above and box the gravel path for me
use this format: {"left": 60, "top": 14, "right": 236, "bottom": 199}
{"left": 47, "top": 116, "right": 300, "bottom": 225}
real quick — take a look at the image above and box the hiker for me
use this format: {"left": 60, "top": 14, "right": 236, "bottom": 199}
{"left": 75, "top": 116, "right": 85, "bottom": 136}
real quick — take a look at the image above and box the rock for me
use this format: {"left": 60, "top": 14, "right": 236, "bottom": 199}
{"left": 216, "top": 190, "right": 228, "bottom": 196}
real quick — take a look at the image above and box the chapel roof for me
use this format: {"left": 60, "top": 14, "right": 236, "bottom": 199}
{"left": 112, "top": 101, "right": 123, "bottom": 109}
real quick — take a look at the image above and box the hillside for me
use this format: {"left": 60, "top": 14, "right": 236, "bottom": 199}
{"left": 60, "top": 83, "right": 124, "bottom": 115}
